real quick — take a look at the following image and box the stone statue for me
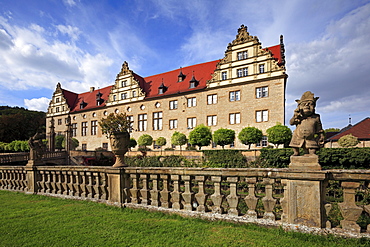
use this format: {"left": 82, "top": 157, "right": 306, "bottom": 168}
{"left": 28, "top": 132, "right": 45, "bottom": 161}
{"left": 289, "top": 91, "right": 324, "bottom": 156}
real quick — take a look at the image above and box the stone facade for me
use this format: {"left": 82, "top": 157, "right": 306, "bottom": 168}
{"left": 46, "top": 25, "right": 287, "bottom": 151}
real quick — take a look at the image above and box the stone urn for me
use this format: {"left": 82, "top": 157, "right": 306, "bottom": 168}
{"left": 109, "top": 131, "right": 130, "bottom": 167}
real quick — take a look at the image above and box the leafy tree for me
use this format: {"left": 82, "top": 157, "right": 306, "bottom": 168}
{"left": 324, "top": 128, "right": 340, "bottom": 133}
{"left": 213, "top": 128, "right": 235, "bottom": 149}
{"left": 266, "top": 123, "right": 292, "bottom": 148}
{"left": 129, "top": 138, "right": 137, "bottom": 150}
{"left": 156, "top": 137, "right": 166, "bottom": 147}
{"left": 171, "top": 132, "right": 187, "bottom": 151}
{"left": 62, "top": 137, "right": 79, "bottom": 150}
{"left": 55, "top": 135, "right": 64, "bottom": 150}
{"left": 189, "top": 124, "right": 212, "bottom": 150}
{"left": 138, "top": 134, "right": 153, "bottom": 150}
{"left": 338, "top": 134, "right": 360, "bottom": 148}
{"left": 238, "top": 127, "right": 263, "bottom": 149}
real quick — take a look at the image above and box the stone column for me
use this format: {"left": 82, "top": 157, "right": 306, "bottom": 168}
{"left": 226, "top": 177, "right": 239, "bottom": 216}
{"left": 195, "top": 176, "right": 208, "bottom": 212}
{"left": 210, "top": 176, "right": 224, "bottom": 214}
{"left": 25, "top": 166, "right": 38, "bottom": 194}
{"left": 182, "top": 175, "right": 194, "bottom": 211}
{"left": 106, "top": 168, "right": 124, "bottom": 206}
{"left": 338, "top": 182, "right": 362, "bottom": 232}
{"left": 48, "top": 117, "right": 56, "bottom": 152}
{"left": 244, "top": 177, "right": 258, "bottom": 219}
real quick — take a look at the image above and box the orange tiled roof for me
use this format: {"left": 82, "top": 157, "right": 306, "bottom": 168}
{"left": 328, "top": 117, "right": 370, "bottom": 140}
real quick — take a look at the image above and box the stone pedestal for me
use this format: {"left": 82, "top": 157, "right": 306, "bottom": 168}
{"left": 285, "top": 155, "right": 326, "bottom": 228}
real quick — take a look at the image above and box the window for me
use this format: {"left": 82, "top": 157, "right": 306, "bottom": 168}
{"left": 102, "top": 143, "right": 108, "bottom": 150}
{"left": 187, "top": 97, "right": 196, "bottom": 107}
{"left": 237, "top": 51, "right": 248, "bottom": 60}
{"left": 82, "top": 144, "right": 87, "bottom": 151}
{"left": 121, "top": 93, "right": 127, "bottom": 100}
{"left": 243, "top": 67, "right": 248, "bottom": 76}
{"left": 57, "top": 119, "right": 62, "bottom": 125}
{"left": 256, "top": 110, "right": 269, "bottom": 122}
{"left": 72, "top": 123, "right": 77, "bottom": 137}
{"left": 256, "top": 136, "right": 268, "bottom": 147}
{"left": 256, "top": 86, "right": 268, "bottom": 98}
{"left": 55, "top": 98, "right": 60, "bottom": 103}
{"left": 259, "top": 64, "right": 265, "bottom": 74}
{"left": 132, "top": 91, "right": 136, "bottom": 97}
{"left": 56, "top": 107, "right": 60, "bottom": 112}
{"left": 127, "top": 115, "right": 134, "bottom": 132}
{"left": 81, "top": 122, "right": 88, "bottom": 136}
{"left": 237, "top": 69, "right": 243, "bottom": 78}
{"left": 138, "top": 114, "right": 147, "bottom": 131}
{"left": 169, "top": 119, "right": 178, "bottom": 129}
{"left": 207, "top": 115, "right": 217, "bottom": 126}
{"left": 113, "top": 95, "right": 116, "bottom": 101}
{"left": 153, "top": 112, "right": 163, "bottom": 130}
{"left": 207, "top": 94, "right": 217, "bottom": 105}
{"left": 229, "top": 91, "right": 240, "bottom": 101}
{"left": 187, "top": 117, "right": 196, "bottom": 129}
{"left": 91, "top": 120, "right": 97, "bottom": 135}
{"left": 169, "top": 100, "right": 178, "bottom": 110}
{"left": 121, "top": 80, "right": 127, "bottom": 87}
{"left": 229, "top": 113, "right": 241, "bottom": 125}
{"left": 221, "top": 71, "right": 227, "bottom": 80}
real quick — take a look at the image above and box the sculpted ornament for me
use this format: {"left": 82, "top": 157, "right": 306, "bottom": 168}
{"left": 289, "top": 91, "right": 324, "bottom": 156}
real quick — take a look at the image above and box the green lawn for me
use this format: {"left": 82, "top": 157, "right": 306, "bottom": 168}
{"left": 0, "top": 191, "right": 368, "bottom": 247}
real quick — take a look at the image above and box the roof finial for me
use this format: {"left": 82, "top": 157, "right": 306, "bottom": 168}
{"left": 349, "top": 114, "right": 352, "bottom": 125}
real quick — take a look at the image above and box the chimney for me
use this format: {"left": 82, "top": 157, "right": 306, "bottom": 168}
{"left": 90, "top": 87, "right": 95, "bottom": 92}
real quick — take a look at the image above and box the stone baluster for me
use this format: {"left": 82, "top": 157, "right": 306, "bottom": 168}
{"left": 210, "top": 176, "right": 224, "bottom": 214}
{"left": 55, "top": 171, "right": 62, "bottom": 195}
{"left": 338, "top": 182, "right": 362, "bottom": 233}
{"left": 244, "top": 177, "right": 258, "bottom": 219}
{"left": 170, "top": 175, "right": 182, "bottom": 210}
{"left": 182, "top": 175, "right": 194, "bottom": 211}
{"left": 38, "top": 171, "right": 45, "bottom": 193}
{"left": 45, "top": 171, "right": 51, "bottom": 194}
{"left": 51, "top": 171, "right": 57, "bottom": 194}
{"left": 280, "top": 179, "right": 288, "bottom": 222}
{"left": 140, "top": 174, "right": 149, "bottom": 205}
{"left": 0, "top": 170, "right": 4, "bottom": 189}
{"left": 262, "top": 178, "right": 276, "bottom": 221}
{"left": 100, "top": 173, "right": 108, "bottom": 200}
{"left": 14, "top": 171, "right": 20, "bottom": 191}
{"left": 160, "top": 174, "right": 171, "bottom": 208}
{"left": 150, "top": 174, "right": 160, "bottom": 207}
{"left": 195, "top": 176, "right": 208, "bottom": 212}
{"left": 68, "top": 171, "right": 74, "bottom": 196}
{"left": 6, "top": 170, "right": 11, "bottom": 190}
{"left": 76, "top": 171, "right": 83, "bottom": 197}
{"left": 62, "top": 171, "right": 69, "bottom": 195}
{"left": 86, "top": 171, "right": 93, "bottom": 198}
{"left": 130, "top": 173, "right": 140, "bottom": 204}
{"left": 81, "top": 171, "right": 87, "bottom": 198}
{"left": 93, "top": 172, "right": 100, "bottom": 199}
{"left": 226, "top": 177, "right": 239, "bottom": 216}
{"left": 123, "top": 173, "right": 131, "bottom": 203}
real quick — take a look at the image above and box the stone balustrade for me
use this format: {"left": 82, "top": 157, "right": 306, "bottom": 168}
{"left": 0, "top": 166, "right": 369, "bottom": 235}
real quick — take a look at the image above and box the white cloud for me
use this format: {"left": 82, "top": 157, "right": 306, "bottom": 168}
{"left": 57, "top": 25, "right": 81, "bottom": 41}
{"left": 24, "top": 97, "right": 50, "bottom": 111}
{"left": 63, "top": 0, "right": 77, "bottom": 7}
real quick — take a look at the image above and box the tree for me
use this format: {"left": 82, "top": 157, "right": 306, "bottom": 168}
{"left": 156, "top": 137, "right": 166, "bottom": 154}
{"left": 137, "top": 134, "right": 153, "bottom": 150}
{"left": 238, "top": 127, "right": 263, "bottom": 149}
{"left": 266, "top": 123, "right": 292, "bottom": 148}
{"left": 213, "top": 128, "right": 235, "bottom": 149}
{"left": 171, "top": 132, "right": 187, "bottom": 151}
{"left": 189, "top": 124, "right": 212, "bottom": 150}
{"left": 338, "top": 134, "right": 360, "bottom": 148}
{"left": 55, "top": 135, "right": 64, "bottom": 150}
{"left": 325, "top": 128, "right": 340, "bottom": 133}
{"left": 129, "top": 138, "right": 137, "bottom": 150}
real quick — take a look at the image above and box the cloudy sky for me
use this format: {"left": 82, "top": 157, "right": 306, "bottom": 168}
{"left": 0, "top": 0, "right": 369, "bottom": 129}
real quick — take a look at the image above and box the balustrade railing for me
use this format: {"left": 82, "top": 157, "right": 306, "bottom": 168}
{"left": 0, "top": 166, "right": 369, "bottom": 235}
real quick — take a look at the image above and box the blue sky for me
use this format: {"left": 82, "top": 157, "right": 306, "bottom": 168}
{"left": 0, "top": 0, "right": 369, "bottom": 129}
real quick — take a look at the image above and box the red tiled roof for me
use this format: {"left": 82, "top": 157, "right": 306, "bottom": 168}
{"left": 328, "top": 118, "right": 370, "bottom": 140}
{"left": 63, "top": 85, "right": 112, "bottom": 113}
{"left": 265, "top": 44, "right": 283, "bottom": 65}
{"left": 140, "top": 60, "right": 220, "bottom": 98}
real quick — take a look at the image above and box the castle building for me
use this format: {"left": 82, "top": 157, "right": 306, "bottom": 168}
{"left": 46, "top": 25, "right": 287, "bottom": 151}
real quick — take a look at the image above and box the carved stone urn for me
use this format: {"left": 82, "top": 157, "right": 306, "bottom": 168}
{"left": 109, "top": 131, "right": 130, "bottom": 167}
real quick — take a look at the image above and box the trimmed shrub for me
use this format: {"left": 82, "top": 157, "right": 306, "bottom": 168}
{"left": 202, "top": 150, "right": 248, "bottom": 168}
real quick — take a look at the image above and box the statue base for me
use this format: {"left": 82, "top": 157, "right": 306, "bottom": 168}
{"left": 289, "top": 155, "right": 322, "bottom": 170}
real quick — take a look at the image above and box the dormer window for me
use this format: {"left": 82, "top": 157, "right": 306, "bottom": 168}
{"left": 158, "top": 82, "right": 167, "bottom": 94}
{"left": 96, "top": 91, "right": 103, "bottom": 106}
{"left": 189, "top": 74, "right": 198, "bottom": 89}
{"left": 178, "top": 68, "right": 186, "bottom": 82}
{"left": 80, "top": 100, "right": 87, "bottom": 109}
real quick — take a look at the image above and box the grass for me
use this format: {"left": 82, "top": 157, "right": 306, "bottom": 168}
{"left": 0, "top": 191, "right": 369, "bottom": 247}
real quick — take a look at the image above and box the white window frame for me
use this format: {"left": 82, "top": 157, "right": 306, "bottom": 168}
{"left": 237, "top": 69, "right": 243, "bottom": 78}
{"left": 169, "top": 100, "right": 178, "bottom": 110}
{"left": 229, "top": 91, "right": 240, "bottom": 102}
{"left": 221, "top": 71, "right": 227, "bottom": 80}
{"left": 138, "top": 114, "right": 147, "bottom": 131}
{"left": 243, "top": 67, "right": 248, "bottom": 77}
{"left": 81, "top": 122, "right": 88, "bottom": 136}
{"left": 132, "top": 90, "right": 137, "bottom": 97}
{"left": 229, "top": 113, "right": 240, "bottom": 125}
{"left": 187, "top": 117, "right": 197, "bottom": 129}
{"left": 153, "top": 112, "right": 163, "bottom": 130}
{"left": 91, "top": 120, "right": 97, "bottom": 135}
{"left": 207, "top": 94, "right": 217, "bottom": 105}
{"left": 256, "top": 86, "right": 268, "bottom": 98}
{"left": 121, "top": 93, "right": 127, "bottom": 100}
{"left": 127, "top": 115, "right": 134, "bottom": 132}
{"left": 207, "top": 115, "right": 217, "bottom": 126}
{"left": 259, "top": 64, "right": 265, "bottom": 74}
{"left": 187, "top": 97, "right": 197, "bottom": 107}
{"left": 256, "top": 110, "right": 269, "bottom": 122}
{"left": 169, "top": 119, "right": 178, "bottom": 129}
